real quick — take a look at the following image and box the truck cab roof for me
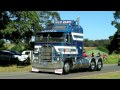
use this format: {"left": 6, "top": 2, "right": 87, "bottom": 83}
{"left": 39, "top": 20, "right": 83, "bottom": 33}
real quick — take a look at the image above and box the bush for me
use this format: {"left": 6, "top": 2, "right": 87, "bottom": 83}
{"left": 23, "top": 42, "right": 35, "bottom": 51}
{"left": 0, "top": 39, "right": 4, "bottom": 47}
{"left": 97, "top": 46, "right": 109, "bottom": 53}
{"left": 118, "top": 58, "right": 120, "bottom": 62}
{"left": 113, "top": 50, "right": 120, "bottom": 54}
{"left": 0, "top": 39, "right": 6, "bottom": 50}
{"left": 11, "top": 42, "right": 24, "bottom": 52}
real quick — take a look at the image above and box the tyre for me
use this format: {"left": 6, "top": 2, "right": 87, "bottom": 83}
{"left": 96, "top": 60, "right": 102, "bottom": 71}
{"left": 17, "top": 61, "right": 22, "bottom": 66}
{"left": 89, "top": 60, "right": 96, "bottom": 71}
{"left": 26, "top": 57, "right": 31, "bottom": 65}
{"left": 63, "top": 62, "right": 71, "bottom": 74}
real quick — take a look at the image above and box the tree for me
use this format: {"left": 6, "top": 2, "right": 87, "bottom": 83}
{"left": 0, "top": 11, "right": 40, "bottom": 44}
{"left": 0, "top": 11, "right": 9, "bottom": 30}
{"left": 0, "top": 11, "right": 61, "bottom": 51}
{"left": 108, "top": 11, "right": 120, "bottom": 54}
{"left": 38, "top": 11, "right": 61, "bottom": 28}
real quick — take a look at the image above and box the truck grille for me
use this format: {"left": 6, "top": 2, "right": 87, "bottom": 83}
{"left": 40, "top": 46, "right": 53, "bottom": 62}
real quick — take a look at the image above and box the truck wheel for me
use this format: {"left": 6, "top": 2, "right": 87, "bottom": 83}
{"left": 89, "top": 60, "right": 96, "bottom": 71}
{"left": 96, "top": 60, "right": 102, "bottom": 71}
{"left": 63, "top": 62, "right": 71, "bottom": 74}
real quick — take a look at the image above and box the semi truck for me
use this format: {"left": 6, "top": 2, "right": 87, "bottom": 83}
{"left": 32, "top": 19, "right": 103, "bottom": 74}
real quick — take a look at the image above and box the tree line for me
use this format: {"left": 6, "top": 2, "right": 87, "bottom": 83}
{"left": 84, "top": 39, "right": 110, "bottom": 47}
{"left": 83, "top": 39, "right": 110, "bottom": 53}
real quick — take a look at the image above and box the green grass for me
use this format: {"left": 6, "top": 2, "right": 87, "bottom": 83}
{"left": 86, "top": 49, "right": 120, "bottom": 64}
{"left": 103, "top": 54, "right": 120, "bottom": 64}
{"left": 0, "top": 65, "right": 31, "bottom": 72}
{"left": 72, "top": 71, "right": 120, "bottom": 79}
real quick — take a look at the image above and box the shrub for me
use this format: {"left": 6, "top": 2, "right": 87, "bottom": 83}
{"left": 97, "top": 46, "right": 109, "bottom": 53}
{"left": 11, "top": 42, "right": 24, "bottom": 52}
{"left": 23, "top": 42, "right": 35, "bottom": 51}
{"left": 118, "top": 58, "right": 120, "bottom": 62}
{"left": 0, "top": 39, "right": 6, "bottom": 50}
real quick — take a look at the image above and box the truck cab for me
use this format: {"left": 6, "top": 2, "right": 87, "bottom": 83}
{"left": 32, "top": 20, "right": 103, "bottom": 74}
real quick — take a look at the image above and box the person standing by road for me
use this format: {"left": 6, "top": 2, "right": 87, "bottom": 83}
{"left": 83, "top": 51, "right": 87, "bottom": 57}
{"left": 97, "top": 52, "right": 101, "bottom": 57}
{"left": 91, "top": 51, "right": 94, "bottom": 57}
{"left": 102, "top": 53, "right": 107, "bottom": 60}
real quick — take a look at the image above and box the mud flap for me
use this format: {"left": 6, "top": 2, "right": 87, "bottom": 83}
{"left": 55, "top": 69, "right": 63, "bottom": 74}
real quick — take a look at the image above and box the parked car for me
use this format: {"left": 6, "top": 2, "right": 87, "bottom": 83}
{"left": 8, "top": 50, "right": 30, "bottom": 65}
{"left": 22, "top": 50, "right": 33, "bottom": 63}
{"left": 0, "top": 50, "right": 18, "bottom": 65}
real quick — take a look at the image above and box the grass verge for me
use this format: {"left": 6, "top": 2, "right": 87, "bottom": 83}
{"left": 0, "top": 65, "right": 31, "bottom": 72}
{"left": 103, "top": 54, "right": 120, "bottom": 64}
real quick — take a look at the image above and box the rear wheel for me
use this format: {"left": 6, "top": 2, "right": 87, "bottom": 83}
{"left": 89, "top": 60, "right": 96, "bottom": 71}
{"left": 96, "top": 60, "right": 102, "bottom": 71}
{"left": 63, "top": 62, "right": 71, "bottom": 74}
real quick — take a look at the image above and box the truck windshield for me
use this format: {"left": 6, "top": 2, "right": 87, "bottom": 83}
{"left": 45, "top": 24, "right": 54, "bottom": 30}
{"left": 36, "top": 32, "right": 64, "bottom": 43}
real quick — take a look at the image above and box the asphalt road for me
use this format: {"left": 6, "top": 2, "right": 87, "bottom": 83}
{"left": 0, "top": 64, "right": 120, "bottom": 79}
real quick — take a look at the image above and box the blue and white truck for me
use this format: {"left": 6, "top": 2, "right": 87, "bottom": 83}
{"left": 32, "top": 19, "right": 103, "bottom": 74}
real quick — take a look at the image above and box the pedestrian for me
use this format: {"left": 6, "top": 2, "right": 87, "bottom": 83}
{"left": 83, "top": 51, "right": 87, "bottom": 57}
{"left": 104, "top": 54, "right": 107, "bottom": 60}
{"left": 97, "top": 52, "right": 101, "bottom": 57}
{"left": 102, "top": 53, "right": 106, "bottom": 60}
{"left": 91, "top": 52, "right": 94, "bottom": 57}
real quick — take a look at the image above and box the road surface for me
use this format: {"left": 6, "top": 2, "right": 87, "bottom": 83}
{"left": 0, "top": 64, "right": 120, "bottom": 79}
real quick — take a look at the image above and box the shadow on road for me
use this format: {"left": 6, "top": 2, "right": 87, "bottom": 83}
{"left": 30, "top": 71, "right": 54, "bottom": 74}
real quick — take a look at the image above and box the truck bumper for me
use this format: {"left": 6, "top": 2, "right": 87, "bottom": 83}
{"left": 31, "top": 61, "right": 63, "bottom": 74}
{"left": 32, "top": 67, "right": 63, "bottom": 74}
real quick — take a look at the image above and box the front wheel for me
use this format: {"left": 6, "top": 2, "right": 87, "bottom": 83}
{"left": 63, "top": 62, "right": 71, "bottom": 74}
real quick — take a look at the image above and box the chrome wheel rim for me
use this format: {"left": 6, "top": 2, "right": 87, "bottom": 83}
{"left": 98, "top": 61, "right": 102, "bottom": 69}
{"left": 91, "top": 62, "right": 95, "bottom": 70}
